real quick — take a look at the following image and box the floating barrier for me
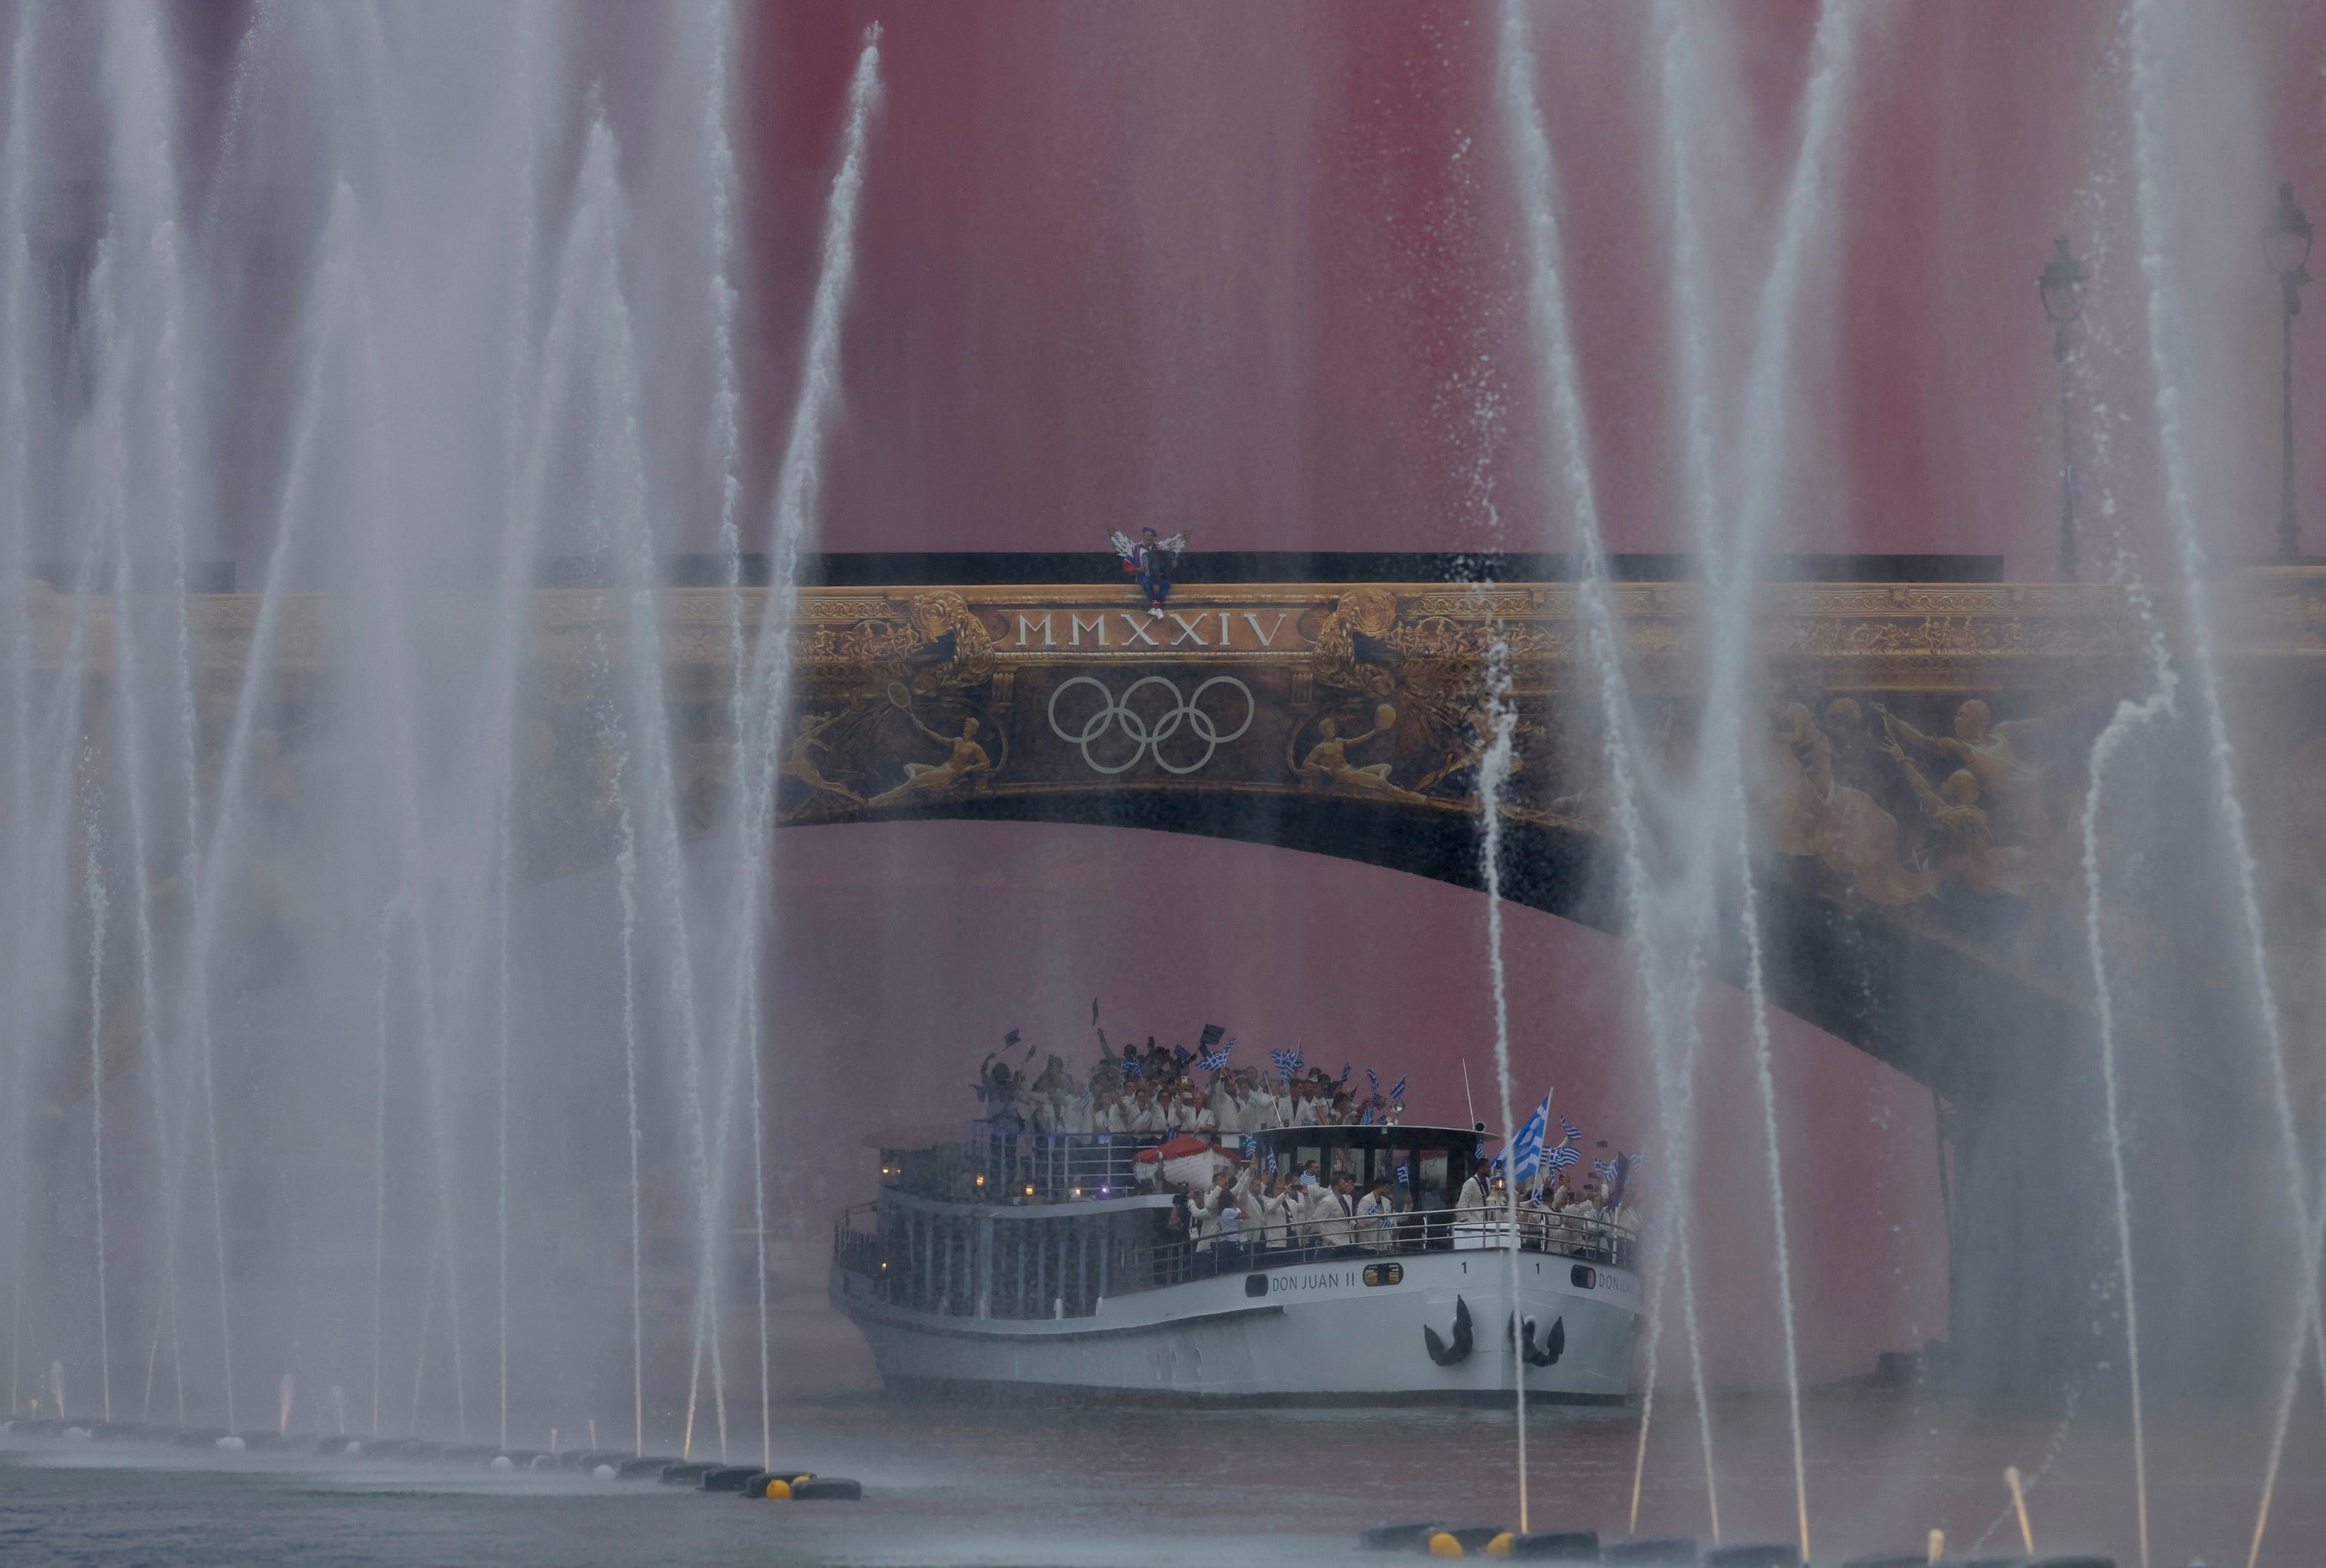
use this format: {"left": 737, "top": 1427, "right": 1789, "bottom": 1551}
{"left": 1362, "top": 1522, "right": 1449, "bottom": 1551}
{"left": 1423, "top": 1525, "right": 1510, "bottom": 1557}
{"left": 1838, "top": 1556, "right": 1929, "bottom": 1568}
{"left": 0, "top": 1418, "right": 866, "bottom": 1499}
{"left": 2024, "top": 1558, "right": 2114, "bottom": 1568}
{"left": 1705, "top": 1546, "right": 1797, "bottom": 1568}
{"left": 1506, "top": 1531, "right": 1599, "bottom": 1560}
{"left": 786, "top": 1478, "right": 861, "bottom": 1501}
{"left": 731, "top": 1470, "right": 809, "bottom": 1499}
{"left": 1601, "top": 1540, "right": 1699, "bottom": 1565}
{"left": 562, "top": 1449, "right": 632, "bottom": 1472}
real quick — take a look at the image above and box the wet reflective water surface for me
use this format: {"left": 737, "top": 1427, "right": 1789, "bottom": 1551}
{"left": 5, "top": 1395, "right": 2319, "bottom": 1567}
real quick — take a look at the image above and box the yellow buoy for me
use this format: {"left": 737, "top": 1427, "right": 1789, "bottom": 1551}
{"left": 765, "top": 1478, "right": 792, "bottom": 1500}
{"left": 1427, "top": 1532, "right": 1464, "bottom": 1558}
{"left": 1483, "top": 1533, "right": 1514, "bottom": 1558}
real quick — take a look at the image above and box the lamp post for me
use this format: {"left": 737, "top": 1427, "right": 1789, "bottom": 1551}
{"left": 2038, "top": 235, "right": 2088, "bottom": 582}
{"left": 2268, "top": 182, "right": 2312, "bottom": 560}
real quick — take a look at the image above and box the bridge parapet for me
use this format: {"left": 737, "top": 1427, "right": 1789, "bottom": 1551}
{"left": 23, "top": 569, "right": 2326, "bottom": 1103}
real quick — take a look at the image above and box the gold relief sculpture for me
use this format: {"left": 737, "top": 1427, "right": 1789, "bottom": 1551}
{"left": 905, "top": 591, "right": 995, "bottom": 693}
{"left": 1744, "top": 691, "right": 2092, "bottom": 977}
{"left": 863, "top": 701, "right": 995, "bottom": 808}
{"left": 1291, "top": 704, "right": 1430, "bottom": 804}
{"left": 779, "top": 711, "right": 865, "bottom": 808}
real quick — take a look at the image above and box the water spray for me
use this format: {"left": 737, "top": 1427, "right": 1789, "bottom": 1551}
{"left": 1476, "top": 632, "right": 1527, "bottom": 1534}
{"left": 2006, "top": 1464, "right": 2035, "bottom": 1555}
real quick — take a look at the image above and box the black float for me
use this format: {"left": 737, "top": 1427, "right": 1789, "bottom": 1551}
{"left": 1361, "top": 1522, "right": 1449, "bottom": 1551}
{"left": 1704, "top": 1546, "right": 1798, "bottom": 1568}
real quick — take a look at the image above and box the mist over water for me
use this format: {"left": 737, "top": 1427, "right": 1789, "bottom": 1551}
{"left": 0, "top": 2, "right": 882, "bottom": 1458}
{"left": 1, "top": 3, "right": 2325, "bottom": 1565}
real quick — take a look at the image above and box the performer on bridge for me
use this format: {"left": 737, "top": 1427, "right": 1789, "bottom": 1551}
{"left": 1110, "top": 527, "right": 1187, "bottom": 618}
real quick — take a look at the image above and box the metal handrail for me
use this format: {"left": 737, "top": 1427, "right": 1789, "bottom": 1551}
{"left": 961, "top": 1123, "right": 1172, "bottom": 1203}
{"left": 830, "top": 1196, "right": 1637, "bottom": 1320}
{"left": 1126, "top": 1202, "right": 1637, "bottom": 1284}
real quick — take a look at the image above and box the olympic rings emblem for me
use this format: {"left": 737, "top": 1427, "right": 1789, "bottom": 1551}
{"left": 1046, "top": 675, "right": 1256, "bottom": 776}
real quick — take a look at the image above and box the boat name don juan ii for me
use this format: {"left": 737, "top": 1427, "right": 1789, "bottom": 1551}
{"left": 829, "top": 1117, "right": 1644, "bottom": 1403}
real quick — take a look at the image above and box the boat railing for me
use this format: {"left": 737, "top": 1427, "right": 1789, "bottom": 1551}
{"left": 1108, "top": 1203, "right": 1638, "bottom": 1293}
{"left": 832, "top": 1200, "right": 884, "bottom": 1278}
{"left": 963, "top": 1121, "right": 1171, "bottom": 1203}
{"left": 832, "top": 1195, "right": 1637, "bottom": 1320}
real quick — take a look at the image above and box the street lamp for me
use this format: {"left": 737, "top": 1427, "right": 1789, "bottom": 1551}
{"left": 2268, "top": 182, "right": 2312, "bottom": 559}
{"left": 2038, "top": 235, "right": 2087, "bottom": 581}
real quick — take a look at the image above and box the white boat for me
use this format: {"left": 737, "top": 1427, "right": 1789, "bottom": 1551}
{"left": 829, "top": 1120, "right": 1644, "bottom": 1404}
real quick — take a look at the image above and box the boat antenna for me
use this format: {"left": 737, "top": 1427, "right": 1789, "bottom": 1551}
{"left": 1461, "top": 1059, "right": 1477, "bottom": 1132}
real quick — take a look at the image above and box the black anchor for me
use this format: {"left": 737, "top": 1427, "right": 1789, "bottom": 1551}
{"left": 1422, "top": 1295, "right": 1474, "bottom": 1366}
{"left": 1507, "top": 1313, "right": 1565, "bottom": 1367}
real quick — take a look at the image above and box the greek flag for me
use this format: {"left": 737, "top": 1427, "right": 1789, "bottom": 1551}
{"left": 1542, "top": 1145, "right": 1580, "bottom": 1175}
{"left": 1121, "top": 1055, "right": 1143, "bottom": 1082}
{"left": 1558, "top": 1114, "right": 1583, "bottom": 1143}
{"left": 1198, "top": 1037, "right": 1234, "bottom": 1073}
{"left": 1366, "top": 1067, "right": 1379, "bottom": 1093}
{"left": 1592, "top": 1157, "right": 1619, "bottom": 1183}
{"left": 1388, "top": 1077, "right": 1406, "bottom": 1102}
{"left": 1270, "top": 1046, "right": 1304, "bottom": 1079}
{"left": 1360, "top": 1104, "right": 1376, "bottom": 1126}
{"left": 1509, "top": 1092, "right": 1554, "bottom": 1182}
{"left": 1339, "top": 1062, "right": 1351, "bottom": 1084}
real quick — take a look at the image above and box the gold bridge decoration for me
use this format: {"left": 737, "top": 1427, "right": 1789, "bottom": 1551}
{"left": 26, "top": 567, "right": 2326, "bottom": 1097}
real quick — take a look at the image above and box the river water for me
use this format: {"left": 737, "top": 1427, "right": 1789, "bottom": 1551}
{"left": 3, "top": 1393, "right": 2316, "bottom": 1566}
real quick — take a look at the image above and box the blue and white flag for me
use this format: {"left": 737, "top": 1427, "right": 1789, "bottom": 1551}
{"left": 1592, "top": 1157, "right": 1619, "bottom": 1184}
{"left": 1360, "top": 1104, "right": 1376, "bottom": 1126}
{"left": 1198, "top": 1037, "right": 1234, "bottom": 1073}
{"left": 1558, "top": 1114, "right": 1583, "bottom": 1144}
{"left": 1339, "top": 1062, "right": 1351, "bottom": 1084}
{"left": 1121, "top": 1055, "right": 1143, "bottom": 1082}
{"left": 1542, "top": 1145, "right": 1580, "bottom": 1175}
{"left": 1388, "top": 1077, "right": 1406, "bottom": 1102}
{"left": 1366, "top": 1067, "right": 1379, "bottom": 1094}
{"left": 1509, "top": 1091, "right": 1555, "bottom": 1182}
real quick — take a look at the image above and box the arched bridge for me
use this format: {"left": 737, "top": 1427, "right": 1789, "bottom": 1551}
{"left": 713, "top": 571, "right": 2326, "bottom": 1110}
{"left": 45, "top": 562, "right": 2326, "bottom": 1397}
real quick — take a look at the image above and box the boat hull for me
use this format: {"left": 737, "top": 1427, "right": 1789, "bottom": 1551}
{"left": 831, "top": 1246, "right": 1642, "bottom": 1404}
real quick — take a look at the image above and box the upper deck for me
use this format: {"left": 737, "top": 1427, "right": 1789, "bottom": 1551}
{"left": 838, "top": 1120, "right": 1637, "bottom": 1325}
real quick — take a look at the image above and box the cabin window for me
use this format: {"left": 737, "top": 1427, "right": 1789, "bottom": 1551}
{"left": 1244, "top": 1273, "right": 1268, "bottom": 1299}
{"left": 1571, "top": 1265, "right": 1596, "bottom": 1290}
{"left": 1417, "top": 1152, "right": 1449, "bottom": 1210}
